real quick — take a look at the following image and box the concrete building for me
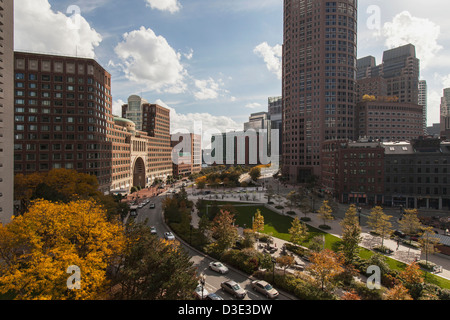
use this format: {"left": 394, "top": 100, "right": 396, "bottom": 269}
{"left": 171, "top": 133, "right": 202, "bottom": 178}
{"left": 282, "top": 0, "right": 358, "bottom": 183}
{"left": 440, "top": 88, "right": 450, "bottom": 138}
{"left": 382, "top": 139, "right": 450, "bottom": 210}
{"left": 419, "top": 80, "right": 427, "bottom": 135}
{"left": 0, "top": 0, "right": 14, "bottom": 223}
{"left": 244, "top": 112, "right": 271, "bottom": 132}
{"left": 122, "top": 96, "right": 172, "bottom": 184}
{"left": 355, "top": 100, "right": 424, "bottom": 141}
{"left": 268, "top": 96, "right": 283, "bottom": 160}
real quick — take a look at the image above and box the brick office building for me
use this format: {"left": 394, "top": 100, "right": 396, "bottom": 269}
{"left": 282, "top": 0, "right": 358, "bottom": 183}
{"left": 321, "top": 139, "right": 385, "bottom": 205}
{"left": 171, "top": 133, "right": 202, "bottom": 178}
{"left": 13, "top": 52, "right": 172, "bottom": 195}
{"left": 13, "top": 51, "right": 114, "bottom": 194}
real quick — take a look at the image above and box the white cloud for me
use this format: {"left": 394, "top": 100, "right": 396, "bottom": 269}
{"left": 112, "top": 99, "right": 126, "bottom": 117}
{"left": 254, "top": 42, "right": 282, "bottom": 79}
{"left": 184, "top": 48, "right": 194, "bottom": 60}
{"left": 14, "top": 0, "right": 102, "bottom": 58}
{"left": 245, "top": 102, "right": 262, "bottom": 109}
{"left": 382, "top": 11, "right": 442, "bottom": 70}
{"left": 156, "top": 99, "right": 242, "bottom": 146}
{"left": 114, "top": 27, "right": 187, "bottom": 94}
{"left": 193, "top": 78, "right": 226, "bottom": 100}
{"left": 146, "top": 0, "right": 182, "bottom": 13}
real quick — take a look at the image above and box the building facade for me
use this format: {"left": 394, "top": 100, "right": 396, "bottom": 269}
{"left": 282, "top": 0, "right": 358, "bottom": 183}
{"left": 355, "top": 100, "right": 424, "bottom": 141}
{"left": 382, "top": 139, "right": 450, "bottom": 210}
{"left": 321, "top": 139, "right": 385, "bottom": 205}
{"left": 13, "top": 52, "right": 172, "bottom": 196}
{"left": 13, "top": 51, "right": 114, "bottom": 195}
{"left": 418, "top": 80, "right": 427, "bottom": 135}
{"left": 0, "top": 0, "right": 14, "bottom": 223}
{"left": 122, "top": 96, "right": 172, "bottom": 184}
{"left": 171, "top": 133, "right": 202, "bottom": 178}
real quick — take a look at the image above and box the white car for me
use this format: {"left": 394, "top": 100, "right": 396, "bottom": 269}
{"left": 164, "top": 232, "right": 175, "bottom": 241}
{"left": 251, "top": 280, "right": 279, "bottom": 299}
{"left": 150, "top": 226, "right": 157, "bottom": 235}
{"left": 194, "top": 284, "right": 209, "bottom": 300}
{"left": 209, "top": 261, "right": 229, "bottom": 274}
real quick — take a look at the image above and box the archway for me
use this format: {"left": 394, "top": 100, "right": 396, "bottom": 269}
{"left": 133, "top": 157, "right": 146, "bottom": 188}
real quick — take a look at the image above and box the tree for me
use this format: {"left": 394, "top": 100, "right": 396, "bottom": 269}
{"left": 0, "top": 199, "right": 125, "bottom": 300}
{"left": 341, "top": 290, "right": 361, "bottom": 300}
{"left": 398, "top": 262, "right": 424, "bottom": 299}
{"left": 367, "top": 206, "right": 393, "bottom": 248}
{"left": 264, "top": 185, "right": 275, "bottom": 204}
{"left": 195, "top": 176, "right": 207, "bottom": 189}
{"left": 211, "top": 210, "right": 239, "bottom": 252}
{"left": 317, "top": 200, "right": 334, "bottom": 229}
{"left": 419, "top": 226, "right": 441, "bottom": 269}
{"left": 399, "top": 209, "right": 422, "bottom": 246}
{"left": 340, "top": 205, "right": 362, "bottom": 265}
{"left": 249, "top": 167, "right": 261, "bottom": 182}
{"left": 252, "top": 209, "right": 265, "bottom": 233}
{"left": 384, "top": 283, "right": 413, "bottom": 300}
{"left": 276, "top": 255, "right": 295, "bottom": 275}
{"left": 306, "top": 249, "right": 344, "bottom": 292}
{"left": 111, "top": 223, "right": 198, "bottom": 300}
{"left": 286, "top": 190, "right": 299, "bottom": 212}
{"left": 289, "top": 217, "right": 309, "bottom": 246}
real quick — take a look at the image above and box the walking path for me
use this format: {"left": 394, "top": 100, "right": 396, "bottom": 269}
{"left": 188, "top": 189, "right": 450, "bottom": 282}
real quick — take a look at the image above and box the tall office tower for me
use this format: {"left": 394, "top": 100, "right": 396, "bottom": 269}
{"left": 418, "top": 80, "right": 427, "bottom": 135}
{"left": 121, "top": 95, "right": 148, "bottom": 131}
{"left": 282, "top": 0, "right": 358, "bottom": 183}
{"left": 244, "top": 112, "right": 271, "bottom": 132}
{"left": 382, "top": 44, "right": 420, "bottom": 104}
{"left": 0, "top": 0, "right": 14, "bottom": 223}
{"left": 122, "top": 96, "right": 172, "bottom": 182}
{"left": 268, "top": 96, "right": 283, "bottom": 159}
{"left": 440, "top": 88, "right": 450, "bottom": 137}
{"left": 13, "top": 52, "right": 114, "bottom": 195}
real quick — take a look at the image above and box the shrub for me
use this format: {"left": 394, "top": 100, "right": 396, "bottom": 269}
{"left": 417, "top": 260, "right": 436, "bottom": 271}
{"left": 300, "top": 217, "right": 311, "bottom": 222}
{"left": 319, "top": 224, "right": 331, "bottom": 230}
{"left": 286, "top": 211, "right": 296, "bottom": 215}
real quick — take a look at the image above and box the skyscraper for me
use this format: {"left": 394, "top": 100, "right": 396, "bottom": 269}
{"left": 0, "top": 0, "right": 14, "bottom": 223}
{"left": 418, "top": 80, "right": 427, "bottom": 135}
{"left": 440, "top": 88, "right": 450, "bottom": 137}
{"left": 282, "top": 0, "right": 358, "bottom": 183}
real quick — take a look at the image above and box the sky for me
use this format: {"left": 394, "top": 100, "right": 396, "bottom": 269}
{"left": 13, "top": 0, "right": 450, "bottom": 136}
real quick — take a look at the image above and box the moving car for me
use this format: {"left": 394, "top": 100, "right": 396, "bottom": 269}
{"left": 164, "top": 232, "right": 175, "bottom": 241}
{"left": 194, "top": 284, "right": 209, "bottom": 300}
{"left": 209, "top": 261, "right": 229, "bottom": 274}
{"left": 251, "top": 280, "right": 279, "bottom": 299}
{"left": 149, "top": 203, "right": 156, "bottom": 209}
{"left": 150, "top": 226, "right": 157, "bottom": 235}
{"left": 220, "top": 280, "right": 246, "bottom": 299}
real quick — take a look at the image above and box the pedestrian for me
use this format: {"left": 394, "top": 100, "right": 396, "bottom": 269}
{"left": 396, "top": 238, "right": 400, "bottom": 251}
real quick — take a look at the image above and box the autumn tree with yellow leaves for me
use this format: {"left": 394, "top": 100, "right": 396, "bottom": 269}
{"left": 0, "top": 199, "right": 126, "bottom": 300}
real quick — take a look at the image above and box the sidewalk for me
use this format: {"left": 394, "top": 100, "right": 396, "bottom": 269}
{"left": 188, "top": 190, "right": 450, "bottom": 281}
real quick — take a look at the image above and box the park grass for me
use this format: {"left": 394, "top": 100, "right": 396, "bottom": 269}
{"left": 201, "top": 200, "right": 450, "bottom": 289}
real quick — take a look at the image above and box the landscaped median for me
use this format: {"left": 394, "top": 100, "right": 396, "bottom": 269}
{"left": 165, "top": 192, "right": 450, "bottom": 300}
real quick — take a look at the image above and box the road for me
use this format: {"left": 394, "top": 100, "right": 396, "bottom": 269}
{"left": 131, "top": 191, "right": 293, "bottom": 301}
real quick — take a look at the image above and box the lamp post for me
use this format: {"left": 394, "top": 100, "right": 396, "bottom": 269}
{"left": 200, "top": 273, "right": 206, "bottom": 300}
{"left": 357, "top": 206, "right": 362, "bottom": 225}
{"left": 272, "top": 257, "right": 276, "bottom": 285}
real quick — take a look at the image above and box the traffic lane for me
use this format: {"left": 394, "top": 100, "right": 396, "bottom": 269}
{"left": 188, "top": 250, "right": 291, "bottom": 301}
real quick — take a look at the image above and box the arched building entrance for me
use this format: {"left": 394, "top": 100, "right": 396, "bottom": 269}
{"left": 133, "top": 157, "right": 146, "bottom": 188}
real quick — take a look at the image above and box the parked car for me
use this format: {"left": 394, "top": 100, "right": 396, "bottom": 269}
{"left": 149, "top": 203, "right": 156, "bottom": 209}
{"left": 205, "top": 293, "right": 223, "bottom": 300}
{"left": 194, "top": 284, "right": 209, "bottom": 300}
{"left": 251, "top": 280, "right": 279, "bottom": 299}
{"left": 394, "top": 230, "right": 406, "bottom": 238}
{"left": 164, "top": 232, "right": 175, "bottom": 241}
{"left": 150, "top": 226, "right": 157, "bottom": 235}
{"left": 209, "top": 261, "right": 229, "bottom": 274}
{"left": 220, "top": 280, "right": 246, "bottom": 299}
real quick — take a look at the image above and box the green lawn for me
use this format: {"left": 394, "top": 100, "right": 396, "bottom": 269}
{"left": 201, "top": 200, "right": 450, "bottom": 289}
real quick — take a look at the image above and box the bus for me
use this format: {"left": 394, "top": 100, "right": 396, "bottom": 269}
{"left": 130, "top": 205, "right": 139, "bottom": 217}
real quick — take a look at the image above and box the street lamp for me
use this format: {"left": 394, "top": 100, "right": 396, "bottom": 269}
{"left": 200, "top": 273, "right": 206, "bottom": 300}
{"left": 271, "top": 257, "right": 276, "bottom": 285}
{"left": 357, "top": 207, "right": 362, "bottom": 225}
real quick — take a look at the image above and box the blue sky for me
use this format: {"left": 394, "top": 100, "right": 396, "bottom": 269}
{"left": 14, "top": 0, "right": 450, "bottom": 133}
